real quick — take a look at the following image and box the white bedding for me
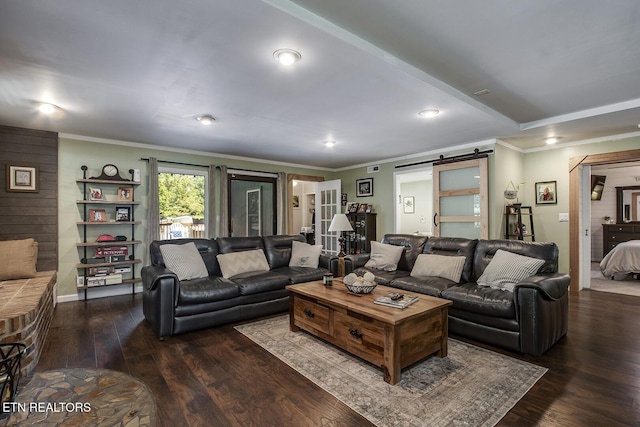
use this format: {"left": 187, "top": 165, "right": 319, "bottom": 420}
{"left": 600, "top": 240, "right": 640, "bottom": 278}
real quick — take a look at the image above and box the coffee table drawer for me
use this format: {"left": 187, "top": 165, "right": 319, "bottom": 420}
{"left": 333, "top": 311, "right": 384, "bottom": 365}
{"left": 293, "top": 298, "right": 330, "bottom": 335}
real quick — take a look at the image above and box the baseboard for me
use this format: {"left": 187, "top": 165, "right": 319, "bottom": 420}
{"left": 57, "top": 284, "right": 143, "bottom": 303}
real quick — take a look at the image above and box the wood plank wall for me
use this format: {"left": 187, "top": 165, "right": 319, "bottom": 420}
{"left": 0, "top": 125, "right": 58, "bottom": 271}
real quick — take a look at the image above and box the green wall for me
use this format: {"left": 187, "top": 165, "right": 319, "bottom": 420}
{"left": 58, "top": 134, "right": 640, "bottom": 299}
{"left": 57, "top": 137, "right": 333, "bottom": 300}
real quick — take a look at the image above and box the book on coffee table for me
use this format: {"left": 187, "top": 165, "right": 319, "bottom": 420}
{"left": 373, "top": 293, "right": 419, "bottom": 309}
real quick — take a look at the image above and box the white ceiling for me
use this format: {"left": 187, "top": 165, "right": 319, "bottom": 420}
{"left": 1, "top": 0, "right": 639, "bottom": 169}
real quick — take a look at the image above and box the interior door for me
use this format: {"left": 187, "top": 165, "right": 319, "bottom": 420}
{"left": 315, "top": 179, "right": 341, "bottom": 254}
{"left": 433, "top": 158, "right": 488, "bottom": 239}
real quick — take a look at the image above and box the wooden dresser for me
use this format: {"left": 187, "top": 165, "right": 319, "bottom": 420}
{"left": 602, "top": 223, "right": 640, "bottom": 257}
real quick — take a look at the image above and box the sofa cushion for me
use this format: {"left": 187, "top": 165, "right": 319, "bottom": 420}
{"left": 228, "top": 271, "right": 291, "bottom": 295}
{"left": 411, "top": 254, "right": 466, "bottom": 283}
{"left": 0, "top": 238, "right": 38, "bottom": 280}
{"left": 365, "top": 241, "right": 404, "bottom": 271}
{"left": 423, "top": 237, "right": 478, "bottom": 283}
{"left": 473, "top": 240, "right": 558, "bottom": 280}
{"left": 289, "top": 241, "right": 323, "bottom": 268}
{"left": 262, "top": 235, "right": 306, "bottom": 269}
{"left": 159, "top": 242, "right": 209, "bottom": 281}
{"left": 441, "top": 283, "right": 516, "bottom": 319}
{"left": 150, "top": 238, "right": 221, "bottom": 277}
{"left": 272, "top": 266, "right": 329, "bottom": 284}
{"left": 177, "top": 276, "right": 241, "bottom": 305}
{"left": 477, "top": 249, "right": 545, "bottom": 292}
{"left": 217, "top": 249, "right": 270, "bottom": 279}
{"left": 387, "top": 275, "right": 457, "bottom": 297}
{"left": 353, "top": 266, "right": 410, "bottom": 286}
{"left": 380, "top": 234, "right": 428, "bottom": 271}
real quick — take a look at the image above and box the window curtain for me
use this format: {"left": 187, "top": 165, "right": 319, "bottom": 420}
{"left": 219, "top": 165, "right": 229, "bottom": 237}
{"left": 277, "top": 172, "right": 287, "bottom": 234}
{"left": 146, "top": 157, "right": 160, "bottom": 260}
{"left": 207, "top": 164, "right": 216, "bottom": 238}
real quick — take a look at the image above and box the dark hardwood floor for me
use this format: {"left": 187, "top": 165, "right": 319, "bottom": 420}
{"left": 35, "top": 290, "right": 640, "bottom": 426}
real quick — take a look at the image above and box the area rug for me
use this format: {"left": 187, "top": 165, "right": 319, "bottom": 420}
{"left": 590, "top": 268, "right": 640, "bottom": 297}
{"left": 235, "top": 315, "right": 546, "bottom": 427}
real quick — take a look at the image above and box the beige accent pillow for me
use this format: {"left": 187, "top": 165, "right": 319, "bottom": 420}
{"left": 0, "top": 238, "right": 38, "bottom": 280}
{"left": 217, "top": 249, "right": 270, "bottom": 278}
{"left": 289, "top": 241, "right": 323, "bottom": 268}
{"left": 410, "top": 254, "right": 466, "bottom": 283}
{"left": 159, "top": 242, "right": 209, "bottom": 281}
{"left": 365, "top": 241, "right": 404, "bottom": 271}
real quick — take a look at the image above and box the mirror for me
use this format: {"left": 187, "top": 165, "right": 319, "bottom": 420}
{"left": 616, "top": 185, "right": 640, "bottom": 223}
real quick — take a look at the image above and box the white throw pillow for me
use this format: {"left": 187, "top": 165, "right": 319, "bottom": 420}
{"left": 364, "top": 241, "right": 404, "bottom": 272}
{"left": 289, "top": 241, "right": 323, "bottom": 268}
{"left": 217, "top": 249, "right": 270, "bottom": 278}
{"left": 159, "top": 242, "right": 209, "bottom": 281}
{"left": 410, "top": 254, "right": 466, "bottom": 283}
{"left": 477, "top": 249, "right": 545, "bottom": 292}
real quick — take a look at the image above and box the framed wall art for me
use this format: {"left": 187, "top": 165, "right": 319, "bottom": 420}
{"left": 403, "top": 196, "right": 415, "bottom": 214}
{"left": 6, "top": 164, "right": 38, "bottom": 192}
{"left": 356, "top": 178, "right": 373, "bottom": 197}
{"left": 535, "top": 181, "right": 557, "bottom": 205}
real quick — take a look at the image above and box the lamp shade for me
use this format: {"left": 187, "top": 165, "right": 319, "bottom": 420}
{"left": 328, "top": 213, "right": 353, "bottom": 232}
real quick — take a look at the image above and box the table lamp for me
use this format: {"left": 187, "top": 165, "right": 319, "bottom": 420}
{"left": 328, "top": 213, "right": 354, "bottom": 276}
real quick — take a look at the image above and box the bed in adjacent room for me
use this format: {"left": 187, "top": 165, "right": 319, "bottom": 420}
{"left": 600, "top": 240, "right": 640, "bottom": 280}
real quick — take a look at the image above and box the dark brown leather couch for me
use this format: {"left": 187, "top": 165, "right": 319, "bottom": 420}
{"left": 347, "top": 234, "right": 570, "bottom": 356}
{"left": 142, "top": 234, "right": 335, "bottom": 339}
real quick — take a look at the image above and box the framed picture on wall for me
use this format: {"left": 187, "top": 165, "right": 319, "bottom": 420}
{"left": 6, "top": 164, "right": 38, "bottom": 192}
{"left": 356, "top": 178, "right": 373, "bottom": 197}
{"left": 403, "top": 196, "right": 415, "bottom": 213}
{"left": 535, "top": 181, "right": 557, "bottom": 205}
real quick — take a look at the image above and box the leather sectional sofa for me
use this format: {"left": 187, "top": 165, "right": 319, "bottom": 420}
{"left": 142, "top": 234, "right": 335, "bottom": 339}
{"left": 347, "top": 234, "right": 570, "bottom": 356}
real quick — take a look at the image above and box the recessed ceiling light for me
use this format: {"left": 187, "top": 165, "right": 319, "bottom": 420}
{"left": 37, "top": 103, "right": 59, "bottom": 114}
{"left": 418, "top": 109, "right": 440, "bottom": 118}
{"left": 273, "top": 49, "right": 301, "bottom": 66}
{"left": 196, "top": 114, "right": 215, "bottom": 125}
{"left": 324, "top": 140, "right": 336, "bottom": 147}
{"left": 545, "top": 137, "right": 560, "bottom": 145}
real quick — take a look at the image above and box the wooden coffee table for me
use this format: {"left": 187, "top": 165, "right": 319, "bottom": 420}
{"left": 287, "top": 278, "right": 452, "bottom": 385}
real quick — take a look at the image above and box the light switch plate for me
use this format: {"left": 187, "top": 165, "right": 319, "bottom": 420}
{"left": 559, "top": 213, "right": 569, "bottom": 222}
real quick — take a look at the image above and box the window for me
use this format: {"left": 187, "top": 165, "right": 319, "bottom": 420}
{"left": 228, "top": 173, "right": 277, "bottom": 237}
{"left": 158, "top": 168, "right": 207, "bottom": 239}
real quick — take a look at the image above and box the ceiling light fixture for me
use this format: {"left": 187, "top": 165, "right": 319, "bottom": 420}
{"left": 273, "top": 49, "right": 301, "bottom": 66}
{"left": 37, "top": 102, "right": 59, "bottom": 114}
{"left": 545, "top": 137, "right": 559, "bottom": 145}
{"left": 324, "top": 140, "right": 336, "bottom": 147}
{"left": 196, "top": 114, "right": 215, "bottom": 125}
{"left": 418, "top": 109, "right": 440, "bottom": 118}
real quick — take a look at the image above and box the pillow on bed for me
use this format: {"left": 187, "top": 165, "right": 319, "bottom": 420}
{"left": 477, "top": 249, "right": 545, "bottom": 292}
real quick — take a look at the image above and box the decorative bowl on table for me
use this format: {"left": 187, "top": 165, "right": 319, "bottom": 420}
{"left": 343, "top": 272, "right": 377, "bottom": 294}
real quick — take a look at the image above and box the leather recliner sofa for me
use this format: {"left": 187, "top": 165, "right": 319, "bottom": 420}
{"left": 142, "top": 234, "right": 335, "bottom": 339}
{"left": 347, "top": 234, "right": 570, "bottom": 356}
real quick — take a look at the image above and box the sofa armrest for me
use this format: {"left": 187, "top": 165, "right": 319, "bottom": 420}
{"left": 515, "top": 273, "right": 570, "bottom": 356}
{"left": 142, "top": 265, "right": 178, "bottom": 291}
{"left": 319, "top": 253, "right": 332, "bottom": 270}
{"left": 346, "top": 254, "right": 371, "bottom": 270}
{"left": 515, "top": 273, "right": 570, "bottom": 300}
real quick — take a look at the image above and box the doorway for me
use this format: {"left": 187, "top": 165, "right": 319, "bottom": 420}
{"left": 569, "top": 148, "right": 640, "bottom": 291}
{"left": 393, "top": 167, "right": 433, "bottom": 235}
{"left": 287, "top": 174, "right": 324, "bottom": 237}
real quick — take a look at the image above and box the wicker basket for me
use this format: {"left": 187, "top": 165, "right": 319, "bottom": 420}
{"left": 344, "top": 281, "right": 377, "bottom": 294}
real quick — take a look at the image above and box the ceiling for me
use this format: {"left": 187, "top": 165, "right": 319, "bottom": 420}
{"left": 1, "top": 0, "right": 639, "bottom": 169}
